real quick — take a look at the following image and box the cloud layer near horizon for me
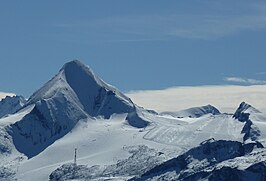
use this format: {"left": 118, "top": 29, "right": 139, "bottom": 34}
{"left": 126, "top": 85, "right": 266, "bottom": 113}
{"left": 0, "top": 92, "right": 15, "bottom": 100}
{"left": 224, "top": 77, "right": 266, "bottom": 84}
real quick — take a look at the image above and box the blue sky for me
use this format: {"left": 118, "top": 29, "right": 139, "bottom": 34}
{"left": 1, "top": 0, "right": 266, "bottom": 97}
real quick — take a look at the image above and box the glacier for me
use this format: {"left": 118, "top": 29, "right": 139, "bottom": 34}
{"left": 0, "top": 60, "right": 265, "bottom": 181}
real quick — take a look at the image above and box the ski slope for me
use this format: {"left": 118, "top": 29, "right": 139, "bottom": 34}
{"left": 1, "top": 60, "right": 266, "bottom": 180}
{"left": 15, "top": 113, "right": 171, "bottom": 180}
{"left": 13, "top": 110, "right": 250, "bottom": 180}
{"left": 0, "top": 102, "right": 265, "bottom": 180}
{"left": 144, "top": 113, "right": 245, "bottom": 148}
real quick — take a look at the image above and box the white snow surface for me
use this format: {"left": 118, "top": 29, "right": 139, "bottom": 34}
{"left": 15, "top": 113, "right": 170, "bottom": 180}
{"left": 0, "top": 105, "right": 34, "bottom": 180}
{"left": 9, "top": 60, "right": 146, "bottom": 159}
{"left": 0, "top": 95, "right": 26, "bottom": 118}
{"left": 26, "top": 60, "right": 133, "bottom": 114}
{"left": 9, "top": 110, "right": 258, "bottom": 181}
{"left": 160, "top": 104, "right": 220, "bottom": 118}
{"left": 1, "top": 61, "right": 266, "bottom": 180}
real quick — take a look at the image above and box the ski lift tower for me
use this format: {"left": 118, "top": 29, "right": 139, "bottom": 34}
{"left": 74, "top": 148, "right": 77, "bottom": 166}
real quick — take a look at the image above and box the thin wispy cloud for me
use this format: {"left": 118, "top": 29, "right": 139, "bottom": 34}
{"left": 54, "top": 2, "right": 266, "bottom": 41}
{"left": 105, "top": 38, "right": 167, "bottom": 43}
{"left": 257, "top": 72, "right": 266, "bottom": 75}
{"left": 224, "top": 77, "right": 266, "bottom": 84}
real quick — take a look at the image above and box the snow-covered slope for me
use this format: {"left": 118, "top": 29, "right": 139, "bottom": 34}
{"left": 1, "top": 60, "right": 266, "bottom": 181}
{"left": 20, "top": 106, "right": 261, "bottom": 180}
{"left": 0, "top": 95, "right": 26, "bottom": 118}
{"left": 126, "top": 103, "right": 266, "bottom": 181}
{"left": 25, "top": 60, "right": 136, "bottom": 118}
{"left": 16, "top": 115, "right": 168, "bottom": 181}
{"left": 233, "top": 102, "right": 266, "bottom": 145}
{"left": 135, "top": 140, "right": 265, "bottom": 181}
{"left": 27, "top": 101, "right": 264, "bottom": 181}
{"left": 161, "top": 105, "right": 220, "bottom": 118}
{"left": 10, "top": 60, "right": 148, "bottom": 158}
{"left": 0, "top": 105, "right": 33, "bottom": 180}
{"left": 144, "top": 114, "right": 244, "bottom": 149}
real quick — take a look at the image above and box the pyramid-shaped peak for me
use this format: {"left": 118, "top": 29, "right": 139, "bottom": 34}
{"left": 64, "top": 59, "right": 83, "bottom": 66}
{"left": 61, "top": 60, "right": 95, "bottom": 78}
{"left": 60, "top": 60, "right": 125, "bottom": 100}
{"left": 233, "top": 102, "right": 260, "bottom": 120}
{"left": 62, "top": 60, "right": 88, "bottom": 70}
{"left": 237, "top": 102, "right": 251, "bottom": 112}
{"left": 27, "top": 59, "right": 134, "bottom": 116}
{"left": 236, "top": 102, "right": 260, "bottom": 113}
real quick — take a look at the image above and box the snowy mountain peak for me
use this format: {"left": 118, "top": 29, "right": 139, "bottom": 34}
{"left": 61, "top": 60, "right": 111, "bottom": 90}
{"left": 233, "top": 102, "right": 260, "bottom": 120}
{"left": 0, "top": 95, "right": 26, "bottom": 118}
{"left": 62, "top": 59, "right": 86, "bottom": 69}
{"left": 27, "top": 60, "right": 133, "bottom": 110}
{"left": 161, "top": 104, "right": 220, "bottom": 118}
{"left": 61, "top": 60, "right": 97, "bottom": 84}
{"left": 237, "top": 102, "right": 251, "bottom": 112}
{"left": 233, "top": 102, "right": 263, "bottom": 143}
{"left": 10, "top": 60, "right": 147, "bottom": 158}
{"left": 60, "top": 60, "right": 135, "bottom": 116}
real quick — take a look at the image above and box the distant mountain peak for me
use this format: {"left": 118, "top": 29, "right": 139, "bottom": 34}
{"left": 11, "top": 60, "right": 147, "bottom": 158}
{"left": 25, "top": 60, "right": 140, "bottom": 122}
{"left": 238, "top": 102, "right": 251, "bottom": 112}
{"left": 161, "top": 104, "right": 220, "bottom": 118}
{"left": 0, "top": 95, "right": 26, "bottom": 118}
{"left": 233, "top": 102, "right": 262, "bottom": 143}
{"left": 61, "top": 59, "right": 92, "bottom": 71}
{"left": 233, "top": 102, "right": 260, "bottom": 120}
{"left": 60, "top": 60, "right": 134, "bottom": 115}
{"left": 27, "top": 60, "right": 132, "bottom": 107}
{"left": 62, "top": 59, "right": 83, "bottom": 67}
{"left": 61, "top": 60, "right": 96, "bottom": 81}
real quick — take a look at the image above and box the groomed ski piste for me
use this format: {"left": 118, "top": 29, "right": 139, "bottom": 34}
{"left": 0, "top": 60, "right": 265, "bottom": 180}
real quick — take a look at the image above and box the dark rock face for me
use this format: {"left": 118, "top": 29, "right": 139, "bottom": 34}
{"left": 246, "top": 161, "right": 266, "bottom": 178}
{"left": 135, "top": 140, "right": 263, "bottom": 181}
{"left": 183, "top": 167, "right": 243, "bottom": 181}
{"left": 241, "top": 120, "right": 261, "bottom": 142}
{"left": 0, "top": 127, "right": 13, "bottom": 154}
{"left": 184, "top": 161, "right": 266, "bottom": 181}
{"left": 233, "top": 102, "right": 252, "bottom": 122}
{"left": 61, "top": 60, "right": 136, "bottom": 118}
{"left": 10, "top": 60, "right": 148, "bottom": 158}
{"left": 11, "top": 97, "right": 88, "bottom": 158}
{"left": 233, "top": 102, "right": 261, "bottom": 142}
{"left": 0, "top": 95, "right": 26, "bottom": 118}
